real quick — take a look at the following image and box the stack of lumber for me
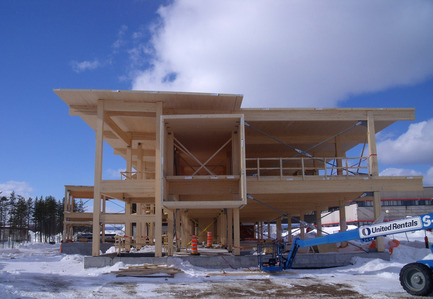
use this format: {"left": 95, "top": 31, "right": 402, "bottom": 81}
{"left": 110, "top": 264, "right": 183, "bottom": 278}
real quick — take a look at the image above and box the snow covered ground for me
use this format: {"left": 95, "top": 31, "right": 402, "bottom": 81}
{"left": 1, "top": 230, "right": 433, "bottom": 298}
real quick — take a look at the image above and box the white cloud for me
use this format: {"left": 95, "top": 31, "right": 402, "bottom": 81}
{"left": 105, "top": 168, "right": 126, "bottom": 179}
{"left": 71, "top": 59, "right": 101, "bottom": 73}
{"left": 380, "top": 167, "right": 433, "bottom": 187}
{"left": 0, "top": 181, "right": 33, "bottom": 198}
{"left": 380, "top": 168, "right": 423, "bottom": 177}
{"left": 131, "top": 0, "right": 433, "bottom": 108}
{"left": 112, "top": 25, "right": 128, "bottom": 52}
{"left": 377, "top": 119, "right": 433, "bottom": 165}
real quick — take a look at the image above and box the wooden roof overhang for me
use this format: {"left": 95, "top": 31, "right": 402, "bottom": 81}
{"left": 242, "top": 108, "right": 415, "bottom": 158}
{"left": 54, "top": 89, "right": 243, "bottom": 170}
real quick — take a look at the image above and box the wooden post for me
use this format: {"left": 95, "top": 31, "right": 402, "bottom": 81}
{"left": 137, "top": 143, "right": 143, "bottom": 180}
{"left": 339, "top": 201, "right": 347, "bottom": 232}
{"left": 276, "top": 218, "right": 282, "bottom": 239}
{"left": 373, "top": 191, "right": 385, "bottom": 251}
{"left": 367, "top": 112, "right": 379, "bottom": 176}
{"left": 167, "top": 209, "right": 174, "bottom": 256}
{"left": 125, "top": 201, "right": 131, "bottom": 251}
{"left": 101, "top": 195, "right": 106, "bottom": 242}
{"left": 287, "top": 217, "right": 292, "bottom": 243}
{"left": 92, "top": 99, "right": 104, "bottom": 257}
{"left": 368, "top": 112, "right": 384, "bottom": 251}
{"left": 63, "top": 188, "right": 68, "bottom": 241}
{"left": 227, "top": 209, "right": 233, "bottom": 251}
{"left": 299, "top": 211, "right": 305, "bottom": 239}
{"left": 221, "top": 209, "right": 227, "bottom": 247}
{"left": 154, "top": 102, "right": 163, "bottom": 257}
{"left": 126, "top": 145, "right": 132, "bottom": 177}
{"left": 267, "top": 222, "right": 271, "bottom": 239}
{"left": 335, "top": 135, "right": 344, "bottom": 176}
{"left": 181, "top": 211, "right": 189, "bottom": 249}
{"left": 233, "top": 208, "right": 240, "bottom": 255}
{"left": 315, "top": 208, "right": 322, "bottom": 237}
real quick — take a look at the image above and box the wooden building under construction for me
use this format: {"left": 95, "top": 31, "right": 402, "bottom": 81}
{"left": 55, "top": 89, "right": 423, "bottom": 257}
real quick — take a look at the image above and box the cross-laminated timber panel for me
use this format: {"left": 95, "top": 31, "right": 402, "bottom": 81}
{"left": 246, "top": 176, "right": 423, "bottom": 194}
{"left": 100, "top": 180, "right": 155, "bottom": 199}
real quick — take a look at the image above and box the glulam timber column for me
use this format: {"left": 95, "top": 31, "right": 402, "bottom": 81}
{"left": 125, "top": 145, "right": 132, "bottom": 246}
{"left": 367, "top": 112, "right": 384, "bottom": 252}
{"left": 92, "top": 99, "right": 104, "bottom": 256}
{"left": 287, "top": 216, "right": 292, "bottom": 243}
{"left": 315, "top": 208, "right": 322, "bottom": 237}
{"left": 221, "top": 209, "right": 227, "bottom": 247}
{"left": 231, "top": 121, "right": 243, "bottom": 255}
{"left": 276, "top": 218, "right": 282, "bottom": 240}
{"left": 155, "top": 102, "right": 163, "bottom": 257}
{"left": 63, "top": 188, "right": 69, "bottom": 241}
{"left": 339, "top": 200, "right": 348, "bottom": 247}
{"left": 335, "top": 136, "right": 344, "bottom": 176}
{"left": 299, "top": 211, "right": 305, "bottom": 239}
{"left": 165, "top": 132, "right": 175, "bottom": 255}
{"left": 227, "top": 209, "right": 233, "bottom": 251}
{"left": 339, "top": 201, "right": 347, "bottom": 232}
{"left": 233, "top": 208, "right": 241, "bottom": 255}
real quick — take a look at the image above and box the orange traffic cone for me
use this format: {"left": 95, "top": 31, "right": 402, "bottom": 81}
{"left": 191, "top": 235, "right": 199, "bottom": 255}
{"left": 206, "top": 232, "right": 212, "bottom": 248}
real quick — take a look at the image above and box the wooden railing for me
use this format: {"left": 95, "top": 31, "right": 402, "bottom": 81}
{"left": 245, "top": 157, "right": 370, "bottom": 179}
{"left": 120, "top": 171, "right": 153, "bottom": 180}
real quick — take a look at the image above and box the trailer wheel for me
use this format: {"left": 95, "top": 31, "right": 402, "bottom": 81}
{"left": 400, "top": 263, "right": 433, "bottom": 296}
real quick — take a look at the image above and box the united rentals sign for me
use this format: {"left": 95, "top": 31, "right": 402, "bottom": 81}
{"left": 359, "top": 217, "right": 423, "bottom": 239}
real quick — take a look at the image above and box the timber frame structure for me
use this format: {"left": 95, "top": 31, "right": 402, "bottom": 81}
{"left": 55, "top": 89, "right": 423, "bottom": 257}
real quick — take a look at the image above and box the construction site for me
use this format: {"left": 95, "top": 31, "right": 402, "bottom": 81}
{"left": 55, "top": 89, "right": 423, "bottom": 267}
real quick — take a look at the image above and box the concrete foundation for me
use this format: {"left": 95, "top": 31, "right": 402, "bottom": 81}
{"left": 83, "top": 251, "right": 390, "bottom": 269}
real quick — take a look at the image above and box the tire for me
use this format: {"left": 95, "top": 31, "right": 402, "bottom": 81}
{"left": 400, "top": 263, "right": 433, "bottom": 296}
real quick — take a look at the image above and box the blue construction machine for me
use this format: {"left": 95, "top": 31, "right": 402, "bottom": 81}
{"left": 258, "top": 212, "right": 433, "bottom": 296}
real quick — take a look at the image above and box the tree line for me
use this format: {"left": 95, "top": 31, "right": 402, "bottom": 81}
{"left": 0, "top": 191, "right": 84, "bottom": 243}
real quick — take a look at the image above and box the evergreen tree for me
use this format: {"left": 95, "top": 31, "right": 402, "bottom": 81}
{"left": 56, "top": 199, "right": 64, "bottom": 238}
{"left": 0, "top": 195, "right": 8, "bottom": 227}
{"left": 0, "top": 194, "right": 8, "bottom": 241}
{"left": 33, "top": 196, "right": 46, "bottom": 242}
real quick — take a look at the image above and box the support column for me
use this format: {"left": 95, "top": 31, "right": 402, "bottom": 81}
{"left": 315, "top": 208, "right": 322, "bottom": 237}
{"left": 276, "top": 218, "right": 282, "bottom": 240}
{"left": 92, "top": 99, "right": 104, "bottom": 256}
{"left": 233, "top": 208, "right": 240, "bottom": 255}
{"left": 63, "top": 189, "right": 69, "bottom": 241}
{"left": 101, "top": 196, "right": 106, "bottom": 242}
{"left": 126, "top": 145, "right": 132, "bottom": 176}
{"left": 335, "top": 135, "right": 344, "bottom": 176}
{"left": 368, "top": 112, "right": 384, "bottom": 252}
{"left": 167, "top": 209, "right": 174, "bottom": 256}
{"left": 181, "top": 211, "right": 189, "bottom": 249}
{"left": 175, "top": 209, "right": 181, "bottom": 251}
{"left": 137, "top": 143, "right": 143, "bottom": 180}
{"left": 287, "top": 217, "right": 292, "bottom": 243}
{"left": 125, "top": 201, "right": 132, "bottom": 251}
{"left": 367, "top": 112, "right": 379, "bottom": 177}
{"left": 299, "top": 211, "right": 305, "bottom": 239}
{"left": 373, "top": 191, "right": 385, "bottom": 251}
{"left": 154, "top": 102, "right": 163, "bottom": 257}
{"left": 339, "top": 201, "right": 347, "bottom": 232}
{"left": 227, "top": 209, "right": 233, "bottom": 251}
{"left": 267, "top": 222, "right": 271, "bottom": 239}
{"left": 221, "top": 209, "right": 227, "bottom": 247}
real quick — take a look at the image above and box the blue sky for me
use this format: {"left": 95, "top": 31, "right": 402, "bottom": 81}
{"left": 1, "top": 0, "right": 433, "bottom": 207}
